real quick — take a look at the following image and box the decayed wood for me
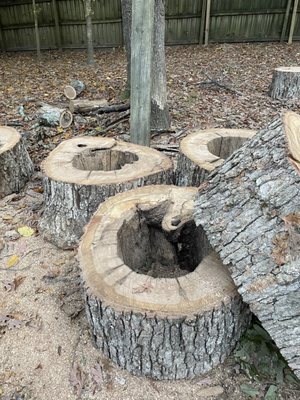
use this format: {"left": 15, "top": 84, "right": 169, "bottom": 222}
{"left": 40, "top": 137, "right": 173, "bottom": 249}
{"left": 176, "top": 128, "right": 255, "bottom": 186}
{"left": 79, "top": 185, "right": 250, "bottom": 380}
{"left": 64, "top": 80, "right": 85, "bottom": 100}
{"left": 269, "top": 67, "right": 300, "bottom": 100}
{"left": 0, "top": 126, "right": 33, "bottom": 198}
{"left": 194, "top": 112, "right": 300, "bottom": 378}
{"left": 69, "top": 99, "right": 109, "bottom": 114}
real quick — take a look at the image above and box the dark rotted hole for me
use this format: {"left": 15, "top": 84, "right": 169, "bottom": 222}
{"left": 207, "top": 136, "right": 248, "bottom": 159}
{"left": 72, "top": 149, "right": 138, "bottom": 171}
{"left": 77, "top": 144, "right": 87, "bottom": 148}
{"left": 117, "top": 211, "right": 212, "bottom": 278}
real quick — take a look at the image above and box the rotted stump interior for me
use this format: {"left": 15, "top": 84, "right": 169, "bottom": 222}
{"left": 176, "top": 128, "right": 256, "bottom": 186}
{"left": 79, "top": 185, "right": 251, "bottom": 380}
{"left": 269, "top": 67, "right": 300, "bottom": 100}
{"left": 40, "top": 137, "right": 173, "bottom": 249}
{"left": 0, "top": 126, "right": 33, "bottom": 198}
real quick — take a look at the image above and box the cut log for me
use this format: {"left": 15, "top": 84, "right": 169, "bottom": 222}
{"left": 69, "top": 99, "right": 109, "bottom": 114}
{"left": 0, "top": 126, "right": 33, "bottom": 198}
{"left": 269, "top": 67, "right": 300, "bottom": 100}
{"left": 59, "top": 109, "right": 73, "bottom": 128}
{"left": 194, "top": 112, "right": 300, "bottom": 378}
{"left": 40, "top": 137, "right": 173, "bottom": 249}
{"left": 176, "top": 128, "right": 256, "bottom": 186}
{"left": 37, "top": 104, "right": 70, "bottom": 127}
{"left": 64, "top": 80, "right": 85, "bottom": 100}
{"left": 79, "top": 185, "right": 251, "bottom": 380}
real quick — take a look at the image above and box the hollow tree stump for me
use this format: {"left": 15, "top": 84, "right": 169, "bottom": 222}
{"left": 269, "top": 67, "right": 300, "bottom": 100}
{"left": 176, "top": 128, "right": 255, "bottom": 186}
{"left": 79, "top": 185, "right": 251, "bottom": 380}
{"left": 40, "top": 137, "right": 173, "bottom": 249}
{"left": 0, "top": 126, "right": 33, "bottom": 198}
{"left": 194, "top": 112, "right": 300, "bottom": 378}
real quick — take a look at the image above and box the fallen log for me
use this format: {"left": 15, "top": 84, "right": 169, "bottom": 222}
{"left": 37, "top": 104, "right": 72, "bottom": 127}
{"left": 79, "top": 185, "right": 251, "bottom": 379}
{"left": 176, "top": 128, "right": 256, "bottom": 186}
{"left": 69, "top": 99, "right": 109, "bottom": 114}
{"left": 0, "top": 126, "right": 34, "bottom": 198}
{"left": 269, "top": 67, "right": 300, "bottom": 100}
{"left": 194, "top": 112, "right": 300, "bottom": 378}
{"left": 64, "top": 79, "right": 85, "bottom": 100}
{"left": 40, "top": 137, "right": 173, "bottom": 249}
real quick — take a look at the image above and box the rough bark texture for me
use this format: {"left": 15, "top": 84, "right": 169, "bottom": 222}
{"left": 121, "top": 0, "right": 170, "bottom": 130}
{"left": 37, "top": 104, "right": 65, "bottom": 127}
{"left": 79, "top": 185, "right": 251, "bottom": 380}
{"left": 0, "top": 126, "right": 33, "bottom": 198}
{"left": 269, "top": 67, "right": 300, "bottom": 100}
{"left": 176, "top": 128, "right": 255, "bottom": 187}
{"left": 40, "top": 137, "right": 173, "bottom": 249}
{"left": 69, "top": 99, "right": 108, "bottom": 114}
{"left": 194, "top": 115, "right": 300, "bottom": 378}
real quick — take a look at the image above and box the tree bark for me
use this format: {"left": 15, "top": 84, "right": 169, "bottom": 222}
{"left": 85, "top": 0, "right": 94, "bottom": 65}
{"left": 64, "top": 80, "right": 85, "bottom": 100}
{"left": 176, "top": 128, "right": 255, "bottom": 186}
{"left": 194, "top": 113, "right": 300, "bottom": 378}
{"left": 0, "top": 127, "right": 33, "bottom": 198}
{"left": 37, "top": 104, "right": 69, "bottom": 127}
{"left": 269, "top": 67, "right": 300, "bottom": 100}
{"left": 40, "top": 137, "right": 173, "bottom": 249}
{"left": 121, "top": 0, "right": 170, "bottom": 131}
{"left": 69, "top": 99, "right": 109, "bottom": 114}
{"left": 32, "top": 0, "right": 41, "bottom": 58}
{"left": 79, "top": 185, "right": 251, "bottom": 379}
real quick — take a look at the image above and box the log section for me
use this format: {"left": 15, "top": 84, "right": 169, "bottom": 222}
{"left": 79, "top": 185, "right": 251, "bottom": 380}
{"left": 40, "top": 137, "right": 173, "bottom": 249}
{"left": 194, "top": 113, "right": 300, "bottom": 378}
{"left": 176, "top": 128, "right": 255, "bottom": 186}
{"left": 69, "top": 99, "right": 109, "bottom": 114}
{"left": 0, "top": 126, "right": 33, "bottom": 198}
{"left": 64, "top": 80, "right": 85, "bottom": 100}
{"left": 269, "top": 67, "right": 300, "bottom": 100}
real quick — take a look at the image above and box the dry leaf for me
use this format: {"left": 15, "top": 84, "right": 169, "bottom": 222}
{"left": 17, "top": 226, "right": 35, "bottom": 237}
{"left": 2, "top": 276, "right": 26, "bottom": 292}
{"left": 91, "top": 362, "right": 103, "bottom": 394}
{"left": 282, "top": 212, "right": 300, "bottom": 227}
{"left": 6, "top": 255, "right": 20, "bottom": 268}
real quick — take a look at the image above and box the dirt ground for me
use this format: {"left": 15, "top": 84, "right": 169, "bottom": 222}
{"left": 1, "top": 43, "right": 300, "bottom": 399}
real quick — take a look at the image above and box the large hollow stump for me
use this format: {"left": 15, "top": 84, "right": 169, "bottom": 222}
{"left": 269, "top": 67, "right": 300, "bottom": 100}
{"left": 195, "top": 113, "right": 300, "bottom": 378}
{"left": 40, "top": 137, "right": 173, "bottom": 249}
{"left": 0, "top": 126, "right": 33, "bottom": 198}
{"left": 176, "top": 128, "right": 255, "bottom": 186}
{"left": 79, "top": 185, "right": 251, "bottom": 380}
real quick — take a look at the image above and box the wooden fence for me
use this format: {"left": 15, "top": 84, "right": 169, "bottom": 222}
{"left": 0, "top": 0, "right": 299, "bottom": 51}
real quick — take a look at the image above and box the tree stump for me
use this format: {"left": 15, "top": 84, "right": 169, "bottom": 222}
{"left": 194, "top": 113, "right": 300, "bottom": 378}
{"left": 64, "top": 80, "right": 85, "bottom": 100}
{"left": 79, "top": 185, "right": 251, "bottom": 380}
{"left": 269, "top": 67, "right": 300, "bottom": 100}
{"left": 176, "top": 128, "right": 255, "bottom": 186}
{"left": 40, "top": 137, "right": 173, "bottom": 249}
{"left": 0, "top": 126, "right": 33, "bottom": 198}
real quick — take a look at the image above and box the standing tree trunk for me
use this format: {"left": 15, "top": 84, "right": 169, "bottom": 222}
{"left": 85, "top": 0, "right": 94, "bottom": 65}
{"left": 32, "top": 0, "right": 41, "bottom": 58}
{"left": 194, "top": 113, "right": 300, "bottom": 379}
{"left": 130, "top": 0, "right": 154, "bottom": 146}
{"left": 121, "top": 0, "right": 170, "bottom": 131}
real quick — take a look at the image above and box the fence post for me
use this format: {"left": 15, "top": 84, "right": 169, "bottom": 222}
{"left": 32, "top": 0, "right": 41, "bottom": 57}
{"left": 0, "top": 14, "right": 5, "bottom": 52}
